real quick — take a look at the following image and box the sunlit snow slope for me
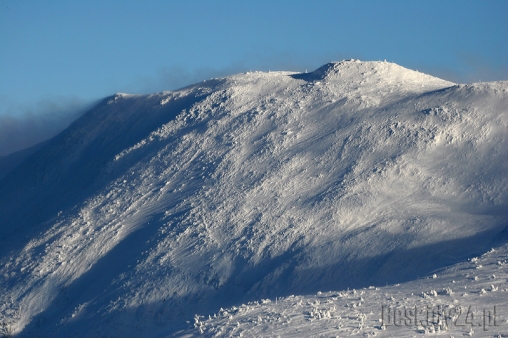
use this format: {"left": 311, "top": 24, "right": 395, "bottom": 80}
{"left": 0, "top": 60, "right": 507, "bottom": 337}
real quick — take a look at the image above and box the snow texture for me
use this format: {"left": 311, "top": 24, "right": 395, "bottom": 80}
{"left": 0, "top": 60, "right": 507, "bottom": 337}
{"left": 186, "top": 245, "right": 508, "bottom": 337}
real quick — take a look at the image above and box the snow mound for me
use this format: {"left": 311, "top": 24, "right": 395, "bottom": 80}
{"left": 0, "top": 61, "right": 506, "bottom": 336}
{"left": 293, "top": 59, "right": 452, "bottom": 90}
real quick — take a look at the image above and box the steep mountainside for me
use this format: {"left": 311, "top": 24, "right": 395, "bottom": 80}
{"left": 0, "top": 60, "right": 507, "bottom": 336}
{"left": 0, "top": 140, "right": 48, "bottom": 181}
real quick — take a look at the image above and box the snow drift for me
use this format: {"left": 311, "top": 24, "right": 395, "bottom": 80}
{"left": 0, "top": 60, "right": 507, "bottom": 336}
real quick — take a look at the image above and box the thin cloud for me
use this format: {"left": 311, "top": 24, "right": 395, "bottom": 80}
{"left": 132, "top": 52, "right": 355, "bottom": 94}
{"left": 417, "top": 53, "right": 508, "bottom": 84}
{"left": 457, "top": 52, "right": 508, "bottom": 83}
{"left": 133, "top": 61, "right": 256, "bottom": 94}
{"left": 0, "top": 97, "right": 94, "bottom": 156}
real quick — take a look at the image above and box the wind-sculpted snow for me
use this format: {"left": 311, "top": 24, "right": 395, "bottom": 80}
{"left": 0, "top": 60, "right": 507, "bottom": 336}
{"left": 187, "top": 244, "right": 508, "bottom": 337}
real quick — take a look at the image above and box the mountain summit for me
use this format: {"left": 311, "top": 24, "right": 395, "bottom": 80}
{"left": 0, "top": 61, "right": 507, "bottom": 336}
{"left": 293, "top": 59, "right": 450, "bottom": 88}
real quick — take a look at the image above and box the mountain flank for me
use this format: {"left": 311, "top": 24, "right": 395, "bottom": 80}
{"left": 0, "top": 60, "right": 507, "bottom": 336}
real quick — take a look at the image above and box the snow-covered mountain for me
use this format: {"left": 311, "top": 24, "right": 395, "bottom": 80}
{"left": 0, "top": 60, "right": 507, "bottom": 337}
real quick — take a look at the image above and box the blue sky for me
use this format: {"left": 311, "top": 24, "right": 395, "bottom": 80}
{"left": 0, "top": 0, "right": 507, "bottom": 155}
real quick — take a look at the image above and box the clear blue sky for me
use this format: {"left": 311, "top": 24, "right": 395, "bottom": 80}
{"left": 0, "top": 0, "right": 507, "bottom": 154}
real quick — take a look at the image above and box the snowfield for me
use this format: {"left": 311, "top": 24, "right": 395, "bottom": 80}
{"left": 186, "top": 244, "right": 508, "bottom": 337}
{"left": 0, "top": 60, "right": 507, "bottom": 337}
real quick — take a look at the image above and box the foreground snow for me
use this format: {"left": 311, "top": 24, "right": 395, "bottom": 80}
{"left": 186, "top": 244, "right": 508, "bottom": 337}
{"left": 0, "top": 60, "right": 507, "bottom": 336}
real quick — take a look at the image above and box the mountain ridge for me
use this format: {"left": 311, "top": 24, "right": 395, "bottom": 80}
{"left": 0, "top": 60, "right": 507, "bottom": 336}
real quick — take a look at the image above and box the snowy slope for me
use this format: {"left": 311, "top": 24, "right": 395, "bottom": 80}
{"left": 187, "top": 244, "right": 508, "bottom": 337}
{"left": 0, "top": 140, "right": 48, "bottom": 181}
{"left": 0, "top": 60, "right": 507, "bottom": 337}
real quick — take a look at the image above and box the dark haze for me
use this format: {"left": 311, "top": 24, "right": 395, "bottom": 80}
{"left": 0, "top": 98, "right": 94, "bottom": 156}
